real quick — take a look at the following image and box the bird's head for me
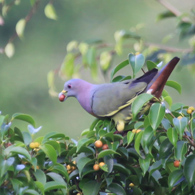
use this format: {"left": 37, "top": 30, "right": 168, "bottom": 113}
{"left": 58, "top": 79, "right": 86, "bottom": 102}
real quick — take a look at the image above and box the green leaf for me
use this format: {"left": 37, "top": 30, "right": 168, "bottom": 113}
{"left": 166, "top": 80, "right": 182, "bottom": 94}
{"left": 129, "top": 53, "right": 145, "bottom": 77}
{"left": 139, "top": 155, "right": 151, "bottom": 175}
{"left": 107, "top": 183, "right": 126, "bottom": 195}
{"left": 44, "top": 3, "right": 57, "bottom": 20}
{"left": 34, "top": 169, "right": 46, "bottom": 185}
{"left": 167, "top": 127, "right": 178, "bottom": 147}
{"left": 76, "top": 138, "right": 95, "bottom": 153}
{"left": 60, "top": 53, "right": 75, "bottom": 78}
{"left": 175, "top": 141, "right": 187, "bottom": 161}
{"left": 98, "top": 149, "right": 120, "bottom": 159}
{"left": 135, "top": 131, "right": 144, "bottom": 155}
{"left": 0, "top": 157, "right": 15, "bottom": 178}
{"left": 112, "top": 75, "right": 126, "bottom": 82}
{"left": 113, "top": 164, "right": 130, "bottom": 176}
{"left": 168, "top": 170, "right": 183, "bottom": 189}
{"left": 24, "top": 189, "right": 40, "bottom": 195}
{"left": 149, "top": 160, "right": 162, "bottom": 177}
{"left": 159, "top": 138, "right": 173, "bottom": 159}
{"left": 163, "top": 96, "right": 172, "bottom": 107}
{"left": 149, "top": 103, "right": 165, "bottom": 130}
{"left": 44, "top": 181, "right": 66, "bottom": 192}
{"left": 142, "top": 126, "right": 154, "bottom": 153}
{"left": 131, "top": 93, "right": 153, "bottom": 119}
{"left": 184, "top": 155, "right": 195, "bottom": 187}
{"left": 4, "top": 42, "right": 15, "bottom": 58}
{"left": 47, "top": 172, "right": 67, "bottom": 186}
{"left": 16, "top": 18, "right": 26, "bottom": 38}
{"left": 173, "top": 117, "right": 188, "bottom": 140}
{"left": 12, "top": 113, "right": 35, "bottom": 126}
{"left": 52, "top": 164, "right": 69, "bottom": 182}
{"left": 104, "top": 155, "right": 114, "bottom": 173}
{"left": 146, "top": 60, "right": 157, "bottom": 71}
{"left": 157, "top": 10, "right": 176, "bottom": 21}
{"left": 81, "top": 180, "right": 101, "bottom": 195}
{"left": 127, "top": 131, "right": 135, "bottom": 145}
{"left": 40, "top": 144, "right": 57, "bottom": 163}
{"left": 110, "top": 59, "right": 129, "bottom": 79}
{"left": 4, "top": 146, "right": 31, "bottom": 161}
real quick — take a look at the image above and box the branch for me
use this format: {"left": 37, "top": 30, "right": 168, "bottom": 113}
{"left": 157, "top": 0, "right": 191, "bottom": 22}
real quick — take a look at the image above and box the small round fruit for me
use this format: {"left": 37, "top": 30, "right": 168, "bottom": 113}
{"left": 187, "top": 108, "right": 192, "bottom": 114}
{"left": 129, "top": 183, "right": 134, "bottom": 187}
{"left": 29, "top": 142, "right": 36, "bottom": 149}
{"left": 102, "top": 144, "right": 109, "bottom": 150}
{"left": 177, "top": 116, "right": 182, "bottom": 120}
{"left": 189, "top": 106, "right": 195, "bottom": 111}
{"left": 136, "top": 129, "right": 142, "bottom": 133}
{"left": 66, "top": 165, "right": 71, "bottom": 171}
{"left": 132, "top": 129, "right": 137, "bottom": 133}
{"left": 93, "top": 164, "right": 100, "bottom": 171}
{"left": 59, "top": 94, "right": 66, "bottom": 102}
{"left": 99, "top": 162, "right": 105, "bottom": 167}
{"left": 34, "top": 142, "right": 40, "bottom": 148}
{"left": 174, "top": 160, "right": 180, "bottom": 167}
{"left": 95, "top": 140, "right": 103, "bottom": 148}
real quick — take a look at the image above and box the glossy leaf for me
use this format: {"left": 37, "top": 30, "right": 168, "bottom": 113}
{"left": 175, "top": 141, "right": 187, "bottom": 161}
{"left": 173, "top": 117, "right": 188, "bottom": 140}
{"left": 129, "top": 53, "right": 145, "bottom": 77}
{"left": 131, "top": 93, "right": 153, "bottom": 119}
{"left": 135, "top": 131, "right": 144, "bottom": 155}
{"left": 139, "top": 155, "right": 151, "bottom": 175}
{"left": 12, "top": 113, "right": 35, "bottom": 126}
{"left": 82, "top": 180, "right": 101, "bottom": 195}
{"left": 107, "top": 183, "right": 126, "bottom": 195}
{"left": 40, "top": 144, "right": 57, "bottom": 163}
{"left": 110, "top": 59, "right": 129, "bottom": 79}
{"left": 76, "top": 138, "right": 95, "bottom": 152}
{"left": 146, "top": 60, "right": 157, "bottom": 70}
{"left": 98, "top": 149, "right": 120, "bottom": 159}
{"left": 47, "top": 172, "right": 66, "bottom": 186}
{"left": 44, "top": 181, "right": 66, "bottom": 192}
{"left": 159, "top": 138, "right": 173, "bottom": 159}
{"left": 149, "top": 103, "right": 165, "bottom": 130}
{"left": 164, "top": 96, "right": 172, "bottom": 107}
{"left": 168, "top": 169, "right": 183, "bottom": 189}
{"left": 142, "top": 126, "right": 154, "bottom": 153}
{"left": 166, "top": 80, "right": 181, "bottom": 94}
{"left": 52, "top": 164, "right": 69, "bottom": 182}
{"left": 184, "top": 155, "right": 195, "bottom": 187}
{"left": 34, "top": 169, "right": 46, "bottom": 185}
{"left": 167, "top": 127, "right": 178, "bottom": 147}
{"left": 149, "top": 160, "right": 162, "bottom": 177}
{"left": 127, "top": 131, "right": 135, "bottom": 145}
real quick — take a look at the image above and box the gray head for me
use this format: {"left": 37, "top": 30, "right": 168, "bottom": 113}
{"left": 59, "top": 78, "right": 92, "bottom": 100}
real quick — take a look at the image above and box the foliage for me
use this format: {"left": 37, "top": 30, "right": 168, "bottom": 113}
{"left": 1, "top": 54, "right": 195, "bottom": 195}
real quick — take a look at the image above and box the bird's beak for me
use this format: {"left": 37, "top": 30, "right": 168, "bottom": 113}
{"left": 58, "top": 90, "right": 68, "bottom": 102}
{"left": 61, "top": 90, "right": 67, "bottom": 94}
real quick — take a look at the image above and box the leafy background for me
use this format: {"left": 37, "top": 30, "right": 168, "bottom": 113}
{"left": 0, "top": 0, "right": 195, "bottom": 138}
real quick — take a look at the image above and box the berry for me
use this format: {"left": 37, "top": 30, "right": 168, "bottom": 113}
{"left": 34, "top": 142, "right": 40, "bottom": 148}
{"left": 99, "top": 162, "right": 105, "bottom": 167}
{"left": 59, "top": 94, "right": 66, "bottom": 102}
{"left": 93, "top": 164, "right": 100, "bottom": 171}
{"left": 189, "top": 106, "right": 195, "bottom": 111}
{"left": 102, "top": 144, "right": 109, "bottom": 150}
{"left": 129, "top": 183, "right": 134, "bottom": 187}
{"left": 29, "top": 142, "right": 36, "bottom": 149}
{"left": 187, "top": 108, "right": 192, "bottom": 114}
{"left": 174, "top": 160, "right": 180, "bottom": 167}
{"left": 136, "top": 129, "right": 142, "bottom": 133}
{"left": 95, "top": 140, "right": 103, "bottom": 148}
{"left": 132, "top": 129, "right": 137, "bottom": 133}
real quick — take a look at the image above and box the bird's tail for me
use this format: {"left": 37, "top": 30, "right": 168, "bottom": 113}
{"left": 146, "top": 57, "right": 180, "bottom": 98}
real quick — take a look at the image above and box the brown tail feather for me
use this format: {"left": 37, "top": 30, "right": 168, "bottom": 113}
{"left": 146, "top": 57, "right": 180, "bottom": 98}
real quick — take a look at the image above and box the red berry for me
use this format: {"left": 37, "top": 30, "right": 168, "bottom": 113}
{"left": 59, "top": 94, "right": 66, "bottom": 102}
{"left": 102, "top": 144, "right": 109, "bottom": 150}
{"left": 174, "top": 160, "right": 180, "bottom": 167}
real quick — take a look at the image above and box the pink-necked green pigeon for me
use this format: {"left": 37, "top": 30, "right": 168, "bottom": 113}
{"left": 59, "top": 57, "right": 180, "bottom": 131}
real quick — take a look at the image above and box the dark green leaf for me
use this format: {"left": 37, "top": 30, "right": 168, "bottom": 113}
{"left": 168, "top": 170, "right": 183, "bottom": 189}
{"left": 135, "top": 131, "right": 144, "bottom": 155}
{"left": 52, "top": 164, "right": 69, "bottom": 182}
{"left": 44, "top": 181, "right": 66, "bottom": 192}
{"left": 139, "top": 155, "right": 151, "bottom": 175}
{"left": 142, "top": 126, "right": 154, "bottom": 154}
{"left": 76, "top": 138, "right": 95, "bottom": 153}
{"left": 12, "top": 113, "right": 35, "bottom": 126}
{"left": 167, "top": 128, "right": 178, "bottom": 147}
{"left": 175, "top": 141, "right": 187, "bottom": 161}
{"left": 149, "top": 103, "right": 165, "bottom": 130}
{"left": 81, "top": 180, "right": 101, "bottom": 195}
{"left": 110, "top": 59, "right": 129, "bottom": 79}
{"left": 113, "top": 164, "right": 130, "bottom": 176}
{"left": 157, "top": 11, "right": 176, "bottom": 21}
{"left": 127, "top": 131, "right": 135, "bottom": 145}
{"left": 107, "top": 183, "right": 126, "bottom": 195}
{"left": 149, "top": 160, "right": 162, "bottom": 177}
{"left": 173, "top": 117, "right": 188, "bottom": 140}
{"left": 146, "top": 60, "right": 157, "bottom": 70}
{"left": 159, "top": 138, "right": 173, "bottom": 159}
{"left": 47, "top": 172, "right": 67, "bottom": 186}
{"left": 184, "top": 155, "right": 195, "bottom": 187}
{"left": 98, "top": 149, "right": 120, "bottom": 159}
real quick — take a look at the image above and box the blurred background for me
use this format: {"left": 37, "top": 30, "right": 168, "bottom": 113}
{"left": 0, "top": 0, "right": 195, "bottom": 139}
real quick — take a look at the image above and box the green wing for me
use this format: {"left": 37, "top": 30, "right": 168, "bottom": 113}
{"left": 91, "top": 80, "right": 147, "bottom": 117}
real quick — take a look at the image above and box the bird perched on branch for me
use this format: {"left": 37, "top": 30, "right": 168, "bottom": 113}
{"left": 59, "top": 57, "right": 180, "bottom": 131}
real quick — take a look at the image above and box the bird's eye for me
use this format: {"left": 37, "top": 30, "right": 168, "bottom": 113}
{"left": 68, "top": 85, "right": 71, "bottom": 89}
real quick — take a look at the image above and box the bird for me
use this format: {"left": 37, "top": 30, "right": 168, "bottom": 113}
{"left": 59, "top": 57, "right": 180, "bottom": 131}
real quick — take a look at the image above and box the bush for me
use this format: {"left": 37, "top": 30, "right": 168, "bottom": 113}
{"left": 0, "top": 55, "right": 195, "bottom": 195}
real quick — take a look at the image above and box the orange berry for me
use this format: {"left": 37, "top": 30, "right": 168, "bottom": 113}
{"left": 102, "top": 144, "right": 109, "bottom": 150}
{"left": 174, "top": 160, "right": 180, "bottom": 167}
{"left": 189, "top": 106, "right": 195, "bottom": 111}
{"left": 95, "top": 140, "right": 103, "bottom": 148}
{"left": 72, "top": 161, "right": 76, "bottom": 165}
{"left": 187, "top": 109, "right": 192, "bottom": 114}
{"left": 132, "top": 129, "right": 137, "bottom": 133}
{"left": 99, "top": 162, "right": 105, "bottom": 167}
{"left": 66, "top": 165, "right": 71, "bottom": 170}
{"left": 29, "top": 142, "right": 36, "bottom": 149}
{"left": 129, "top": 183, "right": 134, "bottom": 187}
{"left": 93, "top": 164, "right": 100, "bottom": 171}
{"left": 136, "top": 129, "right": 142, "bottom": 133}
